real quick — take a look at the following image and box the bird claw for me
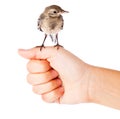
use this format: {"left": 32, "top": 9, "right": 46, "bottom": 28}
{"left": 54, "top": 44, "right": 63, "bottom": 50}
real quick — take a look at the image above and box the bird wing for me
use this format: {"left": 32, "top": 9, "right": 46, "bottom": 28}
{"left": 60, "top": 15, "right": 64, "bottom": 30}
{"left": 37, "top": 13, "right": 45, "bottom": 31}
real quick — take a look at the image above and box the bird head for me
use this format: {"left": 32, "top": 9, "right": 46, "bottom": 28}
{"left": 44, "top": 5, "right": 69, "bottom": 17}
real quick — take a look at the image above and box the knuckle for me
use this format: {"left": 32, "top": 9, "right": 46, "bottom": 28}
{"left": 41, "top": 94, "right": 53, "bottom": 103}
{"left": 26, "top": 73, "right": 37, "bottom": 85}
{"left": 32, "top": 86, "right": 38, "bottom": 94}
{"left": 32, "top": 86, "right": 36, "bottom": 93}
{"left": 26, "top": 60, "right": 32, "bottom": 72}
{"left": 32, "top": 85, "right": 43, "bottom": 95}
{"left": 26, "top": 73, "right": 32, "bottom": 84}
{"left": 41, "top": 90, "right": 57, "bottom": 103}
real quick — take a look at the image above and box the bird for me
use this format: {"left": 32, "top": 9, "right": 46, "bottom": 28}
{"left": 37, "top": 5, "right": 68, "bottom": 51}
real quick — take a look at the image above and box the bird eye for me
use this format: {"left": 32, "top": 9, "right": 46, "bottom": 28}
{"left": 53, "top": 11, "right": 57, "bottom": 13}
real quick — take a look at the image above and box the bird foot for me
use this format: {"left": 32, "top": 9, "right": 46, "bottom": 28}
{"left": 34, "top": 45, "right": 45, "bottom": 51}
{"left": 40, "top": 45, "right": 45, "bottom": 51}
{"left": 54, "top": 44, "right": 63, "bottom": 50}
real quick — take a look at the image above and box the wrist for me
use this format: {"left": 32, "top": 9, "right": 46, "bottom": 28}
{"left": 86, "top": 65, "right": 103, "bottom": 103}
{"left": 87, "top": 65, "right": 120, "bottom": 109}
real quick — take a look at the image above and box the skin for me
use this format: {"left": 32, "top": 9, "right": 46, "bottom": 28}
{"left": 18, "top": 47, "right": 120, "bottom": 110}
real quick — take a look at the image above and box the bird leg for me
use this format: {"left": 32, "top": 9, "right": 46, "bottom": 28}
{"left": 54, "top": 34, "right": 63, "bottom": 49}
{"left": 40, "top": 34, "right": 47, "bottom": 51}
{"left": 49, "top": 35, "right": 54, "bottom": 42}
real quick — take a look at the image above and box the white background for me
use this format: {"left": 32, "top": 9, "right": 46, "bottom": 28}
{"left": 0, "top": 0, "right": 120, "bottom": 118}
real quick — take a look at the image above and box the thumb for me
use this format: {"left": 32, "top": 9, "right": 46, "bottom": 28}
{"left": 18, "top": 47, "right": 59, "bottom": 60}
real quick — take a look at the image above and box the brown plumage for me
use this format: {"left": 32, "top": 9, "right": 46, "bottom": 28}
{"left": 37, "top": 5, "right": 68, "bottom": 50}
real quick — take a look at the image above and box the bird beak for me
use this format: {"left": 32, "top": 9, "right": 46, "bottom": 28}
{"left": 62, "top": 10, "right": 69, "bottom": 14}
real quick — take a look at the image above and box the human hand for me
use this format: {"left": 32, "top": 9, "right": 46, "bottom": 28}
{"left": 18, "top": 47, "right": 92, "bottom": 104}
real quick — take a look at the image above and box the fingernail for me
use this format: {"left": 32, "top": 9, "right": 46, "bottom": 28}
{"left": 18, "top": 49, "right": 28, "bottom": 52}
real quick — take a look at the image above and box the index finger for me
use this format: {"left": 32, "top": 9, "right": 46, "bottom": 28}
{"left": 27, "top": 60, "right": 51, "bottom": 73}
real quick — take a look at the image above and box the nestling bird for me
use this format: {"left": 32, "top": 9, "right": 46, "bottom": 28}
{"left": 37, "top": 5, "right": 68, "bottom": 50}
